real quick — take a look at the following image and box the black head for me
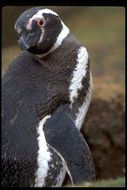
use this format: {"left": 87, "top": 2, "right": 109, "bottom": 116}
{"left": 15, "top": 8, "right": 66, "bottom": 55}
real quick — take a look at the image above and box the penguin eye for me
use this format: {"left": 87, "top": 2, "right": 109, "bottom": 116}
{"left": 37, "top": 19, "right": 44, "bottom": 27}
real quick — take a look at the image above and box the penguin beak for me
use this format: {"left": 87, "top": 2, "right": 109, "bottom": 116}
{"left": 18, "top": 36, "right": 30, "bottom": 50}
{"left": 18, "top": 30, "right": 41, "bottom": 51}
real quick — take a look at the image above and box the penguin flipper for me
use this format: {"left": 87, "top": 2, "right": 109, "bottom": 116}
{"left": 43, "top": 104, "right": 96, "bottom": 185}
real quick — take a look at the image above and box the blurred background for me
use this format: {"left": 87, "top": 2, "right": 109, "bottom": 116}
{"left": 2, "top": 6, "right": 125, "bottom": 187}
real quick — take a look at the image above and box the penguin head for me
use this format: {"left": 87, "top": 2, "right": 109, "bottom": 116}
{"left": 15, "top": 7, "right": 69, "bottom": 55}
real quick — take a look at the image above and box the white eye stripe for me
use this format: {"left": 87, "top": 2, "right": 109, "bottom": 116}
{"left": 35, "top": 8, "right": 58, "bottom": 17}
{"left": 38, "top": 28, "right": 45, "bottom": 44}
{"left": 27, "top": 8, "right": 58, "bottom": 28}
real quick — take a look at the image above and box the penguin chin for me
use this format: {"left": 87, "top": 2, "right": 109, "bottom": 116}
{"left": 28, "top": 41, "right": 53, "bottom": 55}
{"left": 18, "top": 37, "right": 38, "bottom": 52}
{"left": 18, "top": 36, "right": 52, "bottom": 55}
{"left": 18, "top": 37, "right": 29, "bottom": 51}
{"left": 27, "top": 46, "right": 44, "bottom": 54}
{"left": 18, "top": 29, "right": 42, "bottom": 52}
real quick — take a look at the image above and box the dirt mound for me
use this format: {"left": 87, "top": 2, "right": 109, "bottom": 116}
{"left": 81, "top": 83, "right": 125, "bottom": 180}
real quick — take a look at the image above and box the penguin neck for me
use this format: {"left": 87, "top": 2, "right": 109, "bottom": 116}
{"left": 37, "top": 21, "right": 70, "bottom": 58}
{"left": 38, "top": 33, "right": 82, "bottom": 72}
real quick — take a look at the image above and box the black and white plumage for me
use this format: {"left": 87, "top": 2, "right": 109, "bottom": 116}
{"left": 2, "top": 7, "right": 95, "bottom": 187}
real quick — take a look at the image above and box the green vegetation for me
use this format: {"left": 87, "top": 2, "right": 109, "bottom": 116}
{"left": 66, "top": 177, "right": 125, "bottom": 187}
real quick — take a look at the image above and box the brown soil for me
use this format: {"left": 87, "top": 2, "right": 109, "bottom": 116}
{"left": 81, "top": 83, "right": 125, "bottom": 180}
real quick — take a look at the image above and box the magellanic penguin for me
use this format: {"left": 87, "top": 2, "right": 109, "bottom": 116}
{"left": 2, "top": 7, "right": 95, "bottom": 187}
